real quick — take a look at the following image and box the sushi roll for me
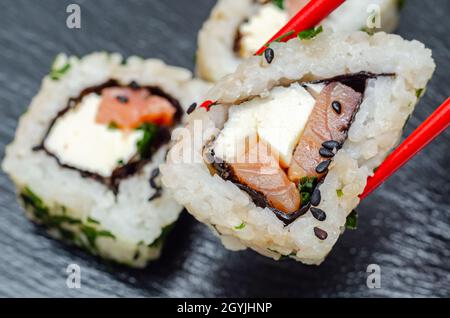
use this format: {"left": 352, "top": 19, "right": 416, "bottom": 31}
{"left": 197, "top": 0, "right": 402, "bottom": 82}
{"left": 161, "top": 32, "right": 435, "bottom": 264}
{"left": 2, "top": 52, "right": 209, "bottom": 267}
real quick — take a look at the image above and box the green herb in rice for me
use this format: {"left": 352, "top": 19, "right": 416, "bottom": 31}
{"left": 298, "top": 26, "right": 323, "bottom": 40}
{"left": 415, "top": 88, "right": 424, "bottom": 98}
{"left": 272, "top": 0, "right": 284, "bottom": 9}
{"left": 298, "top": 176, "right": 317, "bottom": 206}
{"left": 234, "top": 222, "right": 246, "bottom": 230}
{"left": 346, "top": 210, "right": 358, "bottom": 230}
{"left": 136, "top": 123, "right": 158, "bottom": 158}
{"left": 149, "top": 223, "right": 175, "bottom": 248}
{"left": 20, "top": 186, "right": 116, "bottom": 253}
{"left": 50, "top": 59, "right": 71, "bottom": 81}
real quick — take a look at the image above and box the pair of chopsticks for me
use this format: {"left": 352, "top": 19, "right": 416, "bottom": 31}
{"left": 256, "top": 0, "right": 450, "bottom": 200}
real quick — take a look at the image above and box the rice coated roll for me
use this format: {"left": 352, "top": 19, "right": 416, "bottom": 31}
{"left": 2, "top": 52, "right": 210, "bottom": 267}
{"left": 197, "top": 0, "right": 402, "bottom": 82}
{"left": 162, "top": 32, "right": 435, "bottom": 265}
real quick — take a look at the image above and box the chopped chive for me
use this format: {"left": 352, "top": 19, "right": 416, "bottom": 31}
{"left": 59, "top": 228, "right": 76, "bottom": 241}
{"left": 346, "top": 210, "right": 358, "bottom": 230}
{"left": 81, "top": 225, "right": 115, "bottom": 250}
{"left": 336, "top": 189, "right": 344, "bottom": 198}
{"left": 298, "top": 176, "right": 318, "bottom": 207}
{"left": 272, "top": 0, "right": 284, "bottom": 10}
{"left": 50, "top": 61, "right": 71, "bottom": 81}
{"left": 274, "top": 30, "right": 294, "bottom": 43}
{"left": 87, "top": 217, "right": 100, "bottom": 224}
{"left": 234, "top": 222, "right": 246, "bottom": 230}
{"left": 415, "top": 88, "right": 424, "bottom": 98}
{"left": 136, "top": 123, "right": 158, "bottom": 158}
{"left": 149, "top": 223, "right": 175, "bottom": 248}
{"left": 20, "top": 186, "right": 119, "bottom": 253}
{"left": 301, "top": 192, "right": 311, "bottom": 204}
{"left": 298, "top": 26, "right": 323, "bottom": 40}
{"left": 360, "top": 27, "right": 375, "bottom": 35}
{"left": 279, "top": 252, "right": 297, "bottom": 261}
{"left": 371, "top": 14, "right": 377, "bottom": 24}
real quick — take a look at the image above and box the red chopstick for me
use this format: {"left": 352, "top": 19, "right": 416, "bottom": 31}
{"left": 360, "top": 97, "right": 450, "bottom": 200}
{"left": 255, "top": 0, "right": 346, "bottom": 55}
{"left": 200, "top": 0, "right": 345, "bottom": 110}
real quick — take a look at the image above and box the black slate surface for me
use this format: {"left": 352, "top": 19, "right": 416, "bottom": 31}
{"left": 0, "top": 0, "right": 449, "bottom": 298}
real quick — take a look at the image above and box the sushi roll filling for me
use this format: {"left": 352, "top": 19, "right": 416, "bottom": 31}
{"left": 234, "top": 1, "right": 289, "bottom": 58}
{"left": 207, "top": 72, "right": 394, "bottom": 224}
{"left": 234, "top": 1, "right": 309, "bottom": 58}
{"left": 34, "top": 80, "right": 183, "bottom": 194}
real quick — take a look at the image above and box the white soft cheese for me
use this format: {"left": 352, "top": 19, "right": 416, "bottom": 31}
{"left": 45, "top": 94, "right": 143, "bottom": 177}
{"left": 239, "top": 4, "right": 289, "bottom": 58}
{"left": 214, "top": 83, "right": 316, "bottom": 167}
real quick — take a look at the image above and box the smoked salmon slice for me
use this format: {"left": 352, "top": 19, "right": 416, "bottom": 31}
{"left": 96, "top": 87, "right": 176, "bottom": 129}
{"left": 288, "top": 82, "right": 362, "bottom": 182}
{"left": 231, "top": 140, "right": 301, "bottom": 214}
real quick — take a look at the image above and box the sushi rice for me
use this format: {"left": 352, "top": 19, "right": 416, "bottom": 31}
{"left": 2, "top": 52, "right": 210, "bottom": 267}
{"left": 196, "top": 0, "right": 402, "bottom": 82}
{"left": 161, "top": 31, "right": 435, "bottom": 265}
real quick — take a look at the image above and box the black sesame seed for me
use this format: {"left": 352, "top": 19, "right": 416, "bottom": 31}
{"left": 322, "top": 140, "right": 341, "bottom": 150}
{"left": 117, "top": 95, "right": 129, "bottom": 104}
{"left": 319, "top": 147, "right": 335, "bottom": 158}
{"left": 129, "top": 81, "right": 140, "bottom": 90}
{"left": 314, "top": 227, "right": 328, "bottom": 240}
{"left": 332, "top": 101, "right": 342, "bottom": 114}
{"left": 311, "top": 207, "right": 327, "bottom": 221}
{"left": 187, "top": 103, "right": 197, "bottom": 115}
{"left": 315, "top": 160, "right": 331, "bottom": 174}
{"left": 310, "top": 189, "right": 321, "bottom": 206}
{"left": 264, "top": 48, "right": 274, "bottom": 64}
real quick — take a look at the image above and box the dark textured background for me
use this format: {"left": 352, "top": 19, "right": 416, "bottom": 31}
{"left": 0, "top": 0, "right": 449, "bottom": 298}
